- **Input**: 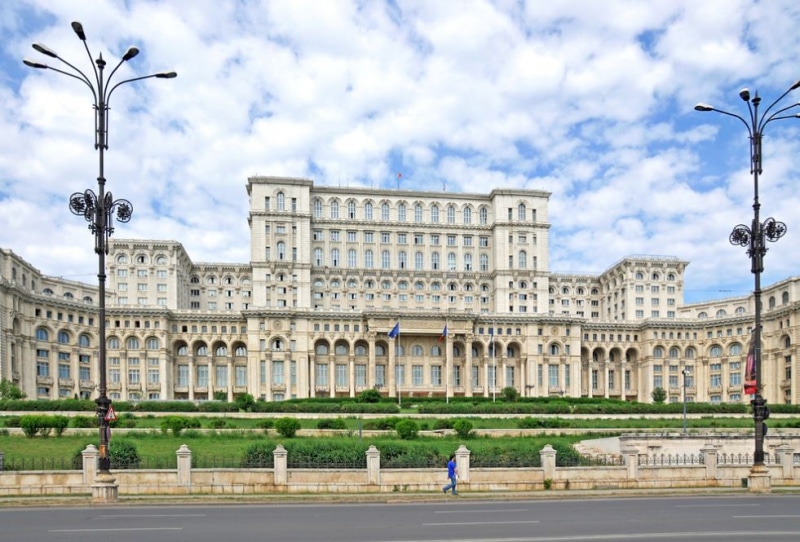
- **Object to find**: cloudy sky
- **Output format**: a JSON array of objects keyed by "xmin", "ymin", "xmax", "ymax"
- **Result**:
[{"xmin": 2, "ymin": 0, "xmax": 799, "ymax": 304}]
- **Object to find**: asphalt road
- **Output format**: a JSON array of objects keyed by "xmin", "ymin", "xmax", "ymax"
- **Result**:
[{"xmin": 3, "ymin": 495, "xmax": 800, "ymax": 542}]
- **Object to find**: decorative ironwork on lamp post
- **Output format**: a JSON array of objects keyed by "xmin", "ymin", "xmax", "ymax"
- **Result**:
[
  {"xmin": 695, "ymin": 80, "xmax": 798, "ymax": 468},
  {"xmin": 24, "ymin": 21, "xmax": 176, "ymax": 475}
]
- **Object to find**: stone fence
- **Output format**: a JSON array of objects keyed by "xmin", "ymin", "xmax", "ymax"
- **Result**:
[{"xmin": 1, "ymin": 443, "xmax": 798, "ymax": 498}]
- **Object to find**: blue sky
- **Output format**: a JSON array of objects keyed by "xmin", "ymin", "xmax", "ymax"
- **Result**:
[{"xmin": 2, "ymin": 0, "xmax": 800, "ymax": 304}]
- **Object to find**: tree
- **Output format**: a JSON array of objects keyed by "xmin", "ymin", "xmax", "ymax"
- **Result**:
[
  {"xmin": 275, "ymin": 417, "xmax": 301, "ymax": 438},
  {"xmin": 501, "ymin": 386, "xmax": 519, "ymax": 402},
  {"xmin": 0, "ymin": 379, "xmax": 25, "ymax": 400},
  {"xmin": 651, "ymin": 387, "xmax": 667, "ymax": 404},
  {"xmin": 235, "ymin": 393, "xmax": 256, "ymax": 412},
  {"xmin": 356, "ymin": 388, "xmax": 382, "ymax": 403}
]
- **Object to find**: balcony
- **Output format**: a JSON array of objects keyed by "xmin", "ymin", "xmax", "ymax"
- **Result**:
[
  {"xmin": 146, "ymin": 382, "xmax": 161, "ymax": 391},
  {"xmin": 36, "ymin": 376, "xmax": 53, "ymax": 386},
  {"xmin": 79, "ymin": 379, "xmax": 95, "ymax": 390},
  {"xmin": 58, "ymin": 378, "xmax": 74, "ymax": 388}
]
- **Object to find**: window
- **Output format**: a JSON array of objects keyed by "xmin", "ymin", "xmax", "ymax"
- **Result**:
[
  {"xmin": 364, "ymin": 202, "xmax": 373, "ymax": 220},
  {"xmin": 431, "ymin": 205, "xmax": 439, "ymax": 223},
  {"xmin": 381, "ymin": 203, "xmax": 390, "ymax": 221},
  {"xmin": 447, "ymin": 205, "xmax": 456, "ymax": 223}
]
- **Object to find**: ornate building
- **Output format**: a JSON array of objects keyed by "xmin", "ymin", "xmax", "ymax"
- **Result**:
[{"xmin": 1, "ymin": 177, "xmax": 798, "ymax": 404}]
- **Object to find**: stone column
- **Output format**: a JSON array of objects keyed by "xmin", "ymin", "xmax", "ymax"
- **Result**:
[
  {"xmin": 540, "ymin": 444, "xmax": 557, "ymax": 482},
  {"xmin": 273, "ymin": 444, "xmax": 288, "ymax": 486},
  {"xmin": 82, "ymin": 444, "xmax": 98, "ymax": 485},
  {"xmin": 176, "ymin": 444, "xmax": 192, "ymax": 486},
  {"xmin": 455, "ymin": 444, "xmax": 471, "ymax": 483},
  {"xmin": 776, "ymin": 444, "xmax": 794, "ymax": 480},
  {"xmin": 622, "ymin": 446, "xmax": 638, "ymax": 481},
  {"xmin": 188, "ymin": 358, "xmax": 195, "ymax": 401},
  {"xmin": 701, "ymin": 446, "xmax": 718, "ymax": 481},
  {"xmin": 464, "ymin": 335, "xmax": 473, "ymax": 397},
  {"xmin": 227, "ymin": 358, "xmax": 234, "ymax": 401},
  {"xmin": 348, "ymin": 355, "xmax": 355, "ymax": 398},
  {"xmin": 328, "ymin": 358, "xmax": 335, "ymax": 398},
  {"xmin": 366, "ymin": 445, "xmax": 380, "ymax": 485}
]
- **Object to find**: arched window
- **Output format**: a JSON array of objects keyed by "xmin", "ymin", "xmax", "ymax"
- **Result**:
[
  {"xmin": 453, "ymin": 346, "xmax": 462, "ymax": 357},
  {"xmin": 277, "ymin": 241, "xmax": 286, "ymax": 260},
  {"xmin": 463, "ymin": 207, "xmax": 472, "ymax": 224},
  {"xmin": 447, "ymin": 253, "xmax": 456, "ymax": 271},
  {"xmin": 479, "ymin": 207, "xmax": 488, "ymax": 225},
  {"xmin": 635, "ymin": 272, "xmax": 644, "ymax": 280},
  {"xmin": 316, "ymin": 344, "xmax": 329, "ymax": 355},
  {"xmin": 698, "ymin": 312, "xmax": 708, "ymax": 319},
  {"xmin": 79, "ymin": 334, "xmax": 91, "ymax": 348},
  {"xmin": 196, "ymin": 345, "xmax": 209, "ymax": 356},
  {"xmin": 381, "ymin": 250, "xmax": 391, "ymax": 269},
  {"xmin": 215, "ymin": 345, "xmax": 228, "ymax": 356},
  {"xmin": 375, "ymin": 344, "xmax": 386, "ymax": 356},
  {"xmin": 414, "ymin": 204, "xmax": 423, "ymax": 222},
  {"xmin": 715, "ymin": 309, "xmax": 727, "ymax": 317},
  {"xmin": 271, "ymin": 339, "xmax": 284, "ymax": 351},
  {"xmin": 36, "ymin": 328, "xmax": 49, "ymax": 341},
  {"xmin": 381, "ymin": 203, "xmax": 390, "ymax": 221},
  {"xmin": 127, "ymin": 337, "xmax": 140, "ymax": 350},
  {"xmin": 431, "ymin": 345, "xmax": 442, "ymax": 356},
  {"xmin": 464, "ymin": 253, "xmax": 473, "ymax": 271},
  {"xmin": 313, "ymin": 199, "xmax": 323, "ymax": 218},
  {"xmin": 58, "ymin": 331, "xmax": 70, "ymax": 344},
  {"xmin": 277, "ymin": 191, "xmax": 285, "ymax": 211},
  {"xmin": 414, "ymin": 281, "xmax": 424, "ymax": 290},
  {"xmin": 667, "ymin": 273, "xmax": 675, "ymax": 281},
  {"xmin": 347, "ymin": 200, "xmax": 356, "ymax": 219},
  {"xmin": 116, "ymin": 254, "xmax": 128, "ymax": 264},
  {"xmin": 235, "ymin": 345, "xmax": 247, "ymax": 356},
  {"xmin": 447, "ymin": 205, "xmax": 456, "ymax": 223},
  {"xmin": 652, "ymin": 272, "xmax": 660, "ymax": 280},
  {"xmin": 518, "ymin": 251, "xmax": 527, "ymax": 269},
  {"xmin": 480, "ymin": 254, "xmax": 489, "ymax": 272},
  {"xmin": 729, "ymin": 344, "xmax": 742, "ymax": 356},
  {"xmin": 177, "ymin": 344, "xmax": 188, "ymax": 356},
  {"xmin": 783, "ymin": 292, "xmax": 790, "ymax": 305},
  {"xmin": 381, "ymin": 280, "xmax": 392, "ymax": 289},
  {"xmin": 735, "ymin": 307, "xmax": 746, "ymax": 315},
  {"xmin": 506, "ymin": 345, "xmax": 516, "ymax": 358},
  {"xmin": 365, "ymin": 249, "xmax": 374, "ymax": 269},
  {"xmin": 769, "ymin": 296, "xmax": 776, "ymax": 309},
  {"xmin": 348, "ymin": 249, "xmax": 357, "ymax": 268},
  {"xmin": 653, "ymin": 346, "xmax": 664, "ymax": 358},
  {"xmin": 432, "ymin": 252, "xmax": 440, "ymax": 270},
  {"xmin": 411, "ymin": 345, "xmax": 424, "ymax": 357},
  {"xmin": 431, "ymin": 205, "xmax": 439, "ymax": 223},
  {"xmin": 549, "ymin": 343, "xmax": 560, "ymax": 356},
  {"xmin": 518, "ymin": 203, "xmax": 526, "ymax": 221},
  {"xmin": 685, "ymin": 347, "xmax": 696, "ymax": 359},
  {"xmin": 108, "ymin": 337, "xmax": 121, "ymax": 349},
  {"xmin": 398, "ymin": 203, "xmax": 406, "ymax": 222},
  {"xmin": 785, "ymin": 336, "xmax": 792, "ymax": 348},
  {"xmin": 364, "ymin": 202, "xmax": 373, "ymax": 220},
  {"xmin": 399, "ymin": 251, "xmax": 407, "ymax": 269},
  {"xmin": 355, "ymin": 344, "xmax": 367, "ymax": 356},
  {"xmin": 710, "ymin": 345, "xmax": 722, "ymax": 357},
  {"xmin": 314, "ymin": 248, "xmax": 323, "ymax": 266},
  {"xmin": 331, "ymin": 248, "xmax": 340, "ymax": 267},
  {"xmin": 415, "ymin": 252, "xmax": 424, "ymax": 270},
  {"xmin": 669, "ymin": 346, "xmax": 680, "ymax": 358}
]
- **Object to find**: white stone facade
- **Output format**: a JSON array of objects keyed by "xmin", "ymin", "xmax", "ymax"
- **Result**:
[{"xmin": 0, "ymin": 177, "xmax": 798, "ymax": 405}]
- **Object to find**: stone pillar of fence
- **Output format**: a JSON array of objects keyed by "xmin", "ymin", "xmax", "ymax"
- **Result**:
[
  {"xmin": 775, "ymin": 444, "xmax": 794, "ymax": 480},
  {"xmin": 273, "ymin": 444, "xmax": 288, "ymax": 486},
  {"xmin": 176, "ymin": 444, "xmax": 192, "ymax": 486},
  {"xmin": 455, "ymin": 444, "xmax": 471, "ymax": 483},
  {"xmin": 622, "ymin": 447, "xmax": 638, "ymax": 481},
  {"xmin": 0, "ymin": 450, "xmax": 4, "ymax": 472},
  {"xmin": 366, "ymin": 445, "xmax": 380, "ymax": 485},
  {"xmin": 81, "ymin": 444, "xmax": 98, "ymax": 485},
  {"xmin": 701, "ymin": 446, "xmax": 718, "ymax": 481},
  {"xmin": 540, "ymin": 444, "xmax": 556, "ymax": 482}
]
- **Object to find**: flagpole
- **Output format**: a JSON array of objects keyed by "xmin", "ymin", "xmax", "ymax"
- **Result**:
[
  {"xmin": 445, "ymin": 321, "xmax": 449, "ymax": 404},
  {"xmin": 492, "ymin": 319, "xmax": 496, "ymax": 402}
]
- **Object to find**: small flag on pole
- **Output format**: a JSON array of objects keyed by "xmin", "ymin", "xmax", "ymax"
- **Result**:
[
  {"xmin": 744, "ymin": 336, "xmax": 757, "ymax": 395},
  {"xmin": 438, "ymin": 325, "xmax": 448, "ymax": 342},
  {"xmin": 388, "ymin": 323, "xmax": 400, "ymax": 339}
]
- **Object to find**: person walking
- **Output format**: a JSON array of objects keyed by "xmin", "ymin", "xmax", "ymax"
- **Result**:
[{"xmin": 442, "ymin": 454, "xmax": 458, "ymax": 495}]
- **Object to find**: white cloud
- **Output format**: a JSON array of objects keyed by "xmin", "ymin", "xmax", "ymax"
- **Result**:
[{"xmin": 2, "ymin": 0, "xmax": 800, "ymax": 303}]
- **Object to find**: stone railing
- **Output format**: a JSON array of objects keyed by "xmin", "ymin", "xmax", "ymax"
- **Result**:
[{"xmin": 0, "ymin": 443, "xmax": 798, "ymax": 497}]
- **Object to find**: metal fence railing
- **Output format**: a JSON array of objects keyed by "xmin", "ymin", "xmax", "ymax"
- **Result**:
[{"xmin": 638, "ymin": 453, "xmax": 704, "ymax": 466}]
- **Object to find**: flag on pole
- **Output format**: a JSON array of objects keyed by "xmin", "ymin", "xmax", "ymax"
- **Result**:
[
  {"xmin": 388, "ymin": 322, "xmax": 400, "ymax": 339},
  {"xmin": 744, "ymin": 335, "xmax": 757, "ymax": 395},
  {"xmin": 438, "ymin": 325, "xmax": 448, "ymax": 342}
]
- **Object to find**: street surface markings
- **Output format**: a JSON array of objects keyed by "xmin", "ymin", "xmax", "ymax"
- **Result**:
[
  {"xmin": 50, "ymin": 528, "xmax": 183, "ymax": 533},
  {"xmin": 96, "ymin": 513, "xmax": 206, "ymax": 518},
  {"xmin": 435, "ymin": 509, "xmax": 530, "ymax": 514},
  {"xmin": 675, "ymin": 504, "xmax": 761, "ymax": 508},
  {"xmin": 423, "ymin": 520, "xmax": 540, "ymax": 527},
  {"xmin": 376, "ymin": 531, "xmax": 800, "ymax": 541},
  {"xmin": 732, "ymin": 514, "xmax": 800, "ymax": 518}
]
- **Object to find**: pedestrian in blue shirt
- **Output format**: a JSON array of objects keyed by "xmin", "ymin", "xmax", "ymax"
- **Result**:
[{"xmin": 442, "ymin": 454, "xmax": 458, "ymax": 495}]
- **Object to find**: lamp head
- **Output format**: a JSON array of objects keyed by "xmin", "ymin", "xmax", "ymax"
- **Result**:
[
  {"xmin": 155, "ymin": 71, "xmax": 177, "ymax": 79},
  {"xmin": 790, "ymin": 79, "xmax": 800, "ymax": 91},
  {"xmin": 694, "ymin": 103, "xmax": 713, "ymax": 112},
  {"xmin": 23, "ymin": 58, "xmax": 49, "ymax": 70},
  {"xmin": 32, "ymin": 43, "xmax": 57, "ymax": 58},
  {"xmin": 122, "ymin": 47, "xmax": 139, "ymax": 61},
  {"xmin": 739, "ymin": 88, "xmax": 751, "ymax": 102},
  {"xmin": 71, "ymin": 21, "xmax": 86, "ymax": 40}
]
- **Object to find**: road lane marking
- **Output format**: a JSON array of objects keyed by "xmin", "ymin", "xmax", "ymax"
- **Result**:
[
  {"xmin": 424, "ymin": 520, "xmax": 540, "ymax": 527},
  {"xmin": 50, "ymin": 528, "xmax": 183, "ymax": 533},
  {"xmin": 675, "ymin": 504, "xmax": 761, "ymax": 508},
  {"xmin": 733, "ymin": 515, "xmax": 800, "ymax": 518},
  {"xmin": 435, "ymin": 509, "xmax": 530, "ymax": 514},
  {"xmin": 97, "ymin": 514, "xmax": 206, "ymax": 518}
]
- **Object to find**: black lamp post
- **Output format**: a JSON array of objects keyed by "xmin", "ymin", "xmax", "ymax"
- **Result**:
[
  {"xmin": 695, "ymin": 81, "xmax": 798, "ymax": 470},
  {"xmin": 24, "ymin": 22, "xmax": 176, "ymax": 476}
]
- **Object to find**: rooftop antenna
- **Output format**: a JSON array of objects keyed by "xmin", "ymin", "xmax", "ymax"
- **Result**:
[{"xmin": 396, "ymin": 172, "xmax": 402, "ymax": 190}]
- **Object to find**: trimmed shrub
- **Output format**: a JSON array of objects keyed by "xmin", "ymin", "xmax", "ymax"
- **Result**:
[
  {"xmin": 20, "ymin": 415, "xmax": 46, "ymax": 438},
  {"xmin": 317, "ymin": 418, "xmax": 347, "ymax": 430},
  {"xmin": 235, "ymin": 393, "xmax": 256, "ymax": 412},
  {"xmin": 255, "ymin": 419, "xmax": 274, "ymax": 430},
  {"xmin": 453, "ymin": 419, "xmax": 474, "ymax": 439},
  {"xmin": 356, "ymin": 388, "xmax": 382, "ymax": 403},
  {"xmin": 71, "ymin": 415, "xmax": 96, "ymax": 428},
  {"xmin": 160, "ymin": 416, "xmax": 201, "ymax": 437},
  {"xmin": 395, "ymin": 419, "xmax": 419, "ymax": 440},
  {"xmin": 274, "ymin": 417, "xmax": 301, "ymax": 438}
]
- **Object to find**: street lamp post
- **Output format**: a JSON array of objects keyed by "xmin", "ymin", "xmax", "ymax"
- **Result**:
[
  {"xmin": 24, "ymin": 22, "xmax": 175, "ymax": 482},
  {"xmin": 681, "ymin": 369, "xmax": 688, "ymax": 434},
  {"xmin": 695, "ymin": 80, "xmax": 797, "ymax": 486}
]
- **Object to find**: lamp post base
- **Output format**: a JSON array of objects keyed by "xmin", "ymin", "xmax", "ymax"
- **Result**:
[
  {"xmin": 747, "ymin": 463, "xmax": 771, "ymax": 493},
  {"xmin": 91, "ymin": 472, "xmax": 119, "ymax": 503}
]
